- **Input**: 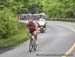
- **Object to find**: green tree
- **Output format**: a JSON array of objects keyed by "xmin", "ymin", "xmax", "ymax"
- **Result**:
[{"xmin": 0, "ymin": 9, "xmax": 19, "ymax": 38}]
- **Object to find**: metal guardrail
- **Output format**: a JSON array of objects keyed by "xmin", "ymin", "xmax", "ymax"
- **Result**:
[{"xmin": 47, "ymin": 18, "xmax": 75, "ymax": 22}]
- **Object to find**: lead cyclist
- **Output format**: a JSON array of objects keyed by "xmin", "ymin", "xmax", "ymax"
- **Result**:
[{"xmin": 27, "ymin": 20, "xmax": 38, "ymax": 47}]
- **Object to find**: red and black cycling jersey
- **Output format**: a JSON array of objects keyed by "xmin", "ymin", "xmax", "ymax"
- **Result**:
[{"xmin": 27, "ymin": 22, "xmax": 36, "ymax": 30}]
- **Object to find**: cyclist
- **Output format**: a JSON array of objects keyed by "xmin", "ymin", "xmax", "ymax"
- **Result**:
[{"xmin": 27, "ymin": 20, "xmax": 37, "ymax": 46}]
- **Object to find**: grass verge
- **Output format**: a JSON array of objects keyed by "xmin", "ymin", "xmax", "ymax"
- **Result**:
[{"xmin": 0, "ymin": 22, "xmax": 29, "ymax": 47}]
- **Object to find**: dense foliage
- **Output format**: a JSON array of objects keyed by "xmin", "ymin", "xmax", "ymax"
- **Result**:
[
  {"xmin": 16, "ymin": 0, "xmax": 74, "ymax": 18},
  {"xmin": 0, "ymin": 9, "xmax": 18, "ymax": 38},
  {"xmin": 0, "ymin": 0, "xmax": 74, "ymax": 17},
  {"xmin": 0, "ymin": 0, "xmax": 19, "ymax": 38}
]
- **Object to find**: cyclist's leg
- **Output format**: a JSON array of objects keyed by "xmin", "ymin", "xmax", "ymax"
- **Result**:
[
  {"xmin": 33, "ymin": 30, "xmax": 38, "ymax": 47},
  {"xmin": 34, "ymin": 30, "xmax": 37, "ymax": 41},
  {"xmin": 29, "ymin": 30, "xmax": 33, "ymax": 46},
  {"xmin": 30, "ymin": 29, "xmax": 37, "ymax": 44},
  {"xmin": 33, "ymin": 30, "xmax": 37, "ymax": 50}
]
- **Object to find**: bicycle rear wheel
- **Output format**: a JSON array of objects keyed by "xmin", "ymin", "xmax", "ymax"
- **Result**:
[
  {"xmin": 33, "ymin": 39, "xmax": 37, "ymax": 51},
  {"xmin": 29, "ymin": 41, "xmax": 33, "ymax": 52}
]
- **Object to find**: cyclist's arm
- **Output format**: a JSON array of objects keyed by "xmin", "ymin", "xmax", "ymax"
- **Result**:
[{"xmin": 26, "ymin": 23, "xmax": 29, "ymax": 32}]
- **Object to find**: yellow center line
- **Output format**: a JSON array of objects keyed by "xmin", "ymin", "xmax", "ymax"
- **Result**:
[
  {"xmin": 62, "ymin": 42, "xmax": 75, "ymax": 57},
  {"xmin": 58, "ymin": 24, "xmax": 75, "ymax": 57}
]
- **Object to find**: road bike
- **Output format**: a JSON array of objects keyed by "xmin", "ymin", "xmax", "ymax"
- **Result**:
[{"xmin": 29, "ymin": 34, "xmax": 37, "ymax": 52}]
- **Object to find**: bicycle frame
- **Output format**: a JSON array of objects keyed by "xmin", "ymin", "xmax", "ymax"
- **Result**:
[{"xmin": 29, "ymin": 34, "xmax": 37, "ymax": 52}]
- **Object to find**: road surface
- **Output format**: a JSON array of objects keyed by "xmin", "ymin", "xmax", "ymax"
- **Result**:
[{"xmin": 0, "ymin": 21, "xmax": 75, "ymax": 57}]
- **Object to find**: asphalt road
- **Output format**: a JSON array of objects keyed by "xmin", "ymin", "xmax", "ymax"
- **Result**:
[{"xmin": 0, "ymin": 21, "xmax": 75, "ymax": 57}]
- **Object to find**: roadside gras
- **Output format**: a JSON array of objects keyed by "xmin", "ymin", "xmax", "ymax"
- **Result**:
[{"xmin": 0, "ymin": 23, "xmax": 29, "ymax": 47}]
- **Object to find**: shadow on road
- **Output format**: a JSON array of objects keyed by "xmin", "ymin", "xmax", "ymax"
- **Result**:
[{"xmin": 0, "ymin": 46, "xmax": 16, "ymax": 54}]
